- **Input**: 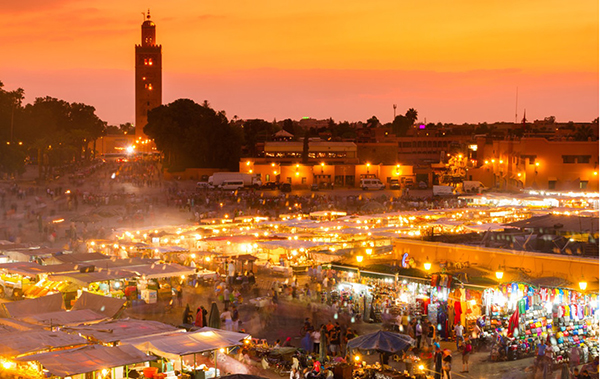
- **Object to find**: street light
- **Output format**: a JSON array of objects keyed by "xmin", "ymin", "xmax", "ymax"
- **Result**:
[{"xmin": 423, "ymin": 257, "xmax": 432, "ymax": 271}]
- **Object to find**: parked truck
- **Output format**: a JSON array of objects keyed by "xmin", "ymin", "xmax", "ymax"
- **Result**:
[
  {"xmin": 208, "ymin": 172, "xmax": 262, "ymax": 188},
  {"xmin": 432, "ymin": 185, "xmax": 455, "ymax": 196}
]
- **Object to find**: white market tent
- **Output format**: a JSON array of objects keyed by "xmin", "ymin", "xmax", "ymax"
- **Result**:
[
  {"xmin": 125, "ymin": 263, "xmax": 196, "ymax": 279},
  {"xmin": 16, "ymin": 344, "xmax": 155, "ymax": 377},
  {"xmin": 0, "ymin": 330, "xmax": 88, "ymax": 358},
  {"xmin": 123, "ymin": 329, "xmax": 250, "ymax": 361},
  {"xmin": 63, "ymin": 319, "xmax": 182, "ymax": 344}
]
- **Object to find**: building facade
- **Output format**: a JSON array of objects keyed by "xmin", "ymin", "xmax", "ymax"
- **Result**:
[{"xmin": 470, "ymin": 137, "xmax": 599, "ymax": 191}]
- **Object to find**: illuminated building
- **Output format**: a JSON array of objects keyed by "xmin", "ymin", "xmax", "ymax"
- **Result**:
[{"xmin": 135, "ymin": 10, "xmax": 162, "ymax": 138}]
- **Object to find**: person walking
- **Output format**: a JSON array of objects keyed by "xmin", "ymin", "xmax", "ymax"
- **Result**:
[
  {"xmin": 415, "ymin": 320, "xmax": 423, "ymax": 350},
  {"xmin": 454, "ymin": 323, "xmax": 464, "ymax": 351},
  {"xmin": 311, "ymin": 327, "xmax": 321, "ymax": 354},
  {"xmin": 442, "ymin": 350, "xmax": 452, "ymax": 379},
  {"xmin": 433, "ymin": 346, "xmax": 443, "ymax": 379},
  {"xmin": 460, "ymin": 338, "xmax": 472, "ymax": 373}
]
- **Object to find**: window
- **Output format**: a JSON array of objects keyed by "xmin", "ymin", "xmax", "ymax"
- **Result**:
[
  {"xmin": 562, "ymin": 155, "xmax": 576, "ymax": 164},
  {"xmin": 548, "ymin": 180, "xmax": 556, "ymax": 189},
  {"xmin": 301, "ymin": 177, "xmax": 307, "ymax": 184},
  {"xmin": 286, "ymin": 177, "xmax": 291, "ymax": 183},
  {"xmin": 578, "ymin": 155, "xmax": 591, "ymax": 164},
  {"xmin": 580, "ymin": 181, "xmax": 588, "ymax": 189}
]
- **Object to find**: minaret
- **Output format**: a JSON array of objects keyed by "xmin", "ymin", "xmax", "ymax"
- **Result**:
[{"xmin": 135, "ymin": 10, "xmax": 162, "ymax": 138}]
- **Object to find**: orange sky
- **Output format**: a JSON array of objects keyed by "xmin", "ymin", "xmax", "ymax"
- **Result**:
[{"xmin": 1, "ymin": 0, "xmax": 597, "ymax": 125}]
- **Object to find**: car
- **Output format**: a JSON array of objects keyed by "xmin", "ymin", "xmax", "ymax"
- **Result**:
[
  {"xmin": 280, "ymin": 183, "xmax": 292, "ymax": 192},
  {"xmin": 418, "ymin": 181, "xmax": 428, "ymax": 189},
  {"xmin": 261, "ymin": 182, "xmax": 280, "ymax": 190},
  {"xmin": 310, "ymin": 183, "xmax": 319, "ymax": 191},
  {"xmin": 196, "ymin": 182, "xmax": 212, "ymax": 190},
  {"xmin": 390, "ymin": 179, "xmax": 400, "ymax": 190}
]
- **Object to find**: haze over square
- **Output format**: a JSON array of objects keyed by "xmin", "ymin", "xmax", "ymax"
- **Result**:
[{"xmin": 0, "ymin": 0, "xmax": 597, "ymax": 125}]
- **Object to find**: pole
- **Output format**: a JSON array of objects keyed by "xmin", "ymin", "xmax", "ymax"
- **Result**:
[{"xmin": 214, "ymin": 350, "xmax": 218, "ymax": 377}]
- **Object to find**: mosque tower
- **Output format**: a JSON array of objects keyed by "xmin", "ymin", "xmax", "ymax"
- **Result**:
[{"xmin": 135, "ymin": 10, "xmax": 162, "ymax": 138}]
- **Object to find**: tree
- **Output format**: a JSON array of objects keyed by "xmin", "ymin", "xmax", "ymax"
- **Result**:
[
  {"xmin": 282, "ymin": 119, "xmax": 295, "ymax": 135},
  {"xmin": 405, "ymin": 108, "xmax": 418, "ymax": 125},
  {"xmin": 144, "ymin": 99, "xmax": 242, "ymax": 170},
  {"xmin": 301, "ymin": 128, "xmax": 314, "ymax": 164},
  {"xmin": 572, "ymin": 124, "xmax": 596, "ymax": 141},
  {"xmin": 391, "ymin": 115, "xmax": 411, "ymax": 136},
  {"xmin": 366, "ymin": 116, "xmax": 380, "ymax": 128}
]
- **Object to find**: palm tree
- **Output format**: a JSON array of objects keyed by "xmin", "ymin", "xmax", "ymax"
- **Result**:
[{"xmin": 572, "ymin": 124, "xmax": 595, "ymax": 141}]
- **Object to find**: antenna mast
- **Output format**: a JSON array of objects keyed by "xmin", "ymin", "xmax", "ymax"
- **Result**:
[{"xmin": 393, "ymin": 104, "xmax": 397, "ymax": 120}]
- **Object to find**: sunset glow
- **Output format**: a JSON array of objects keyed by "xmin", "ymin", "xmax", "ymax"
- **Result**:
[{"xmin": 1, "ymin": 0, "xmax": 597, "ymax": 124}]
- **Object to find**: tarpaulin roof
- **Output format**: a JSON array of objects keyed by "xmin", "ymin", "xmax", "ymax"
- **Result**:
[
  {"xmin": 48, "ymin": 252, "xmax": 110, "ymax": 264},
  {"xmin": 19, "ymin": 309, "xmax": 108, "ymax": 327},
  {"xmin": 1, "ymin": 292, "xmax": 64, "ymax": 319},
  {"xmin": 0, "ymin": 330, "xmax": 88, "ymax": 358},
  {"xmin": 48, "ymin": 269, "xmax": 134, "ymax": 286},
  {"xmin": 63, "ymin": 319, "xmax": 181, "ymax": 344},
  {"xmin": 0, "ymin": 262, "xmax": 77, "ymax": 276},
  {"xmin": 124, "ymin": 329, "xmax": 247, "ymax": 360},
  {"xmin": 71, "ymin": 291, "xmax": 126, "ymax": 318},
  {"xmin": 125, "ymin": 263, "xmax": 195, "ymax": 279},
  {"xmin": 347, "ymin": 331, "xmax": 414, "ymax": 354},
  {"xmin": 193, "ymin": 327, "xmax": 250, "ymax": 345},
  {"xmin": 16, "ymin": 344, "xmax": 155, "ymax": 377}
]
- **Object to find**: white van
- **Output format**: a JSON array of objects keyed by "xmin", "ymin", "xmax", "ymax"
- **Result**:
[
  {"xmin": 220, "ymin": 180, "xmax": 244, "ymax": 190},
  {"xmin": 360, "ymin": 178, "xmax": 385, "ymax": 190}
]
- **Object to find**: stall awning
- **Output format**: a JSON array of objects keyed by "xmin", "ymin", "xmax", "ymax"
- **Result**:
[
  {"xmin": 125, "ymin": 263, "xmax": 195, "ymax": 279},
  {"xmin": 0, "ymin": 330, "xmax": 88, "ymax": 358},
  {"xmin": 19, "ymin": 309, "xmax": 109, "ymax": 327},
  {"xmin": 1, "ymin": 292, "xmax": 64, "ymax": 319},
  {"xmin": 0, "ymin": 262, "xmax": 77, "ymax": 276},
  {"xmin": 47, "ymin": 269, "xmax": 134, "ymax": 286},
  {"xmin": 62, "ymin": 319, "xmax": 182, "ymax": 344},
  {"xmin": 16, "ymin": 344, "xmax": 155, "ymax": 377},
  {"xmin": 124, "ymin": 329, "xmax": 248, "ymax": 361},
  {"xmin": 71, "ymin": 291, "xmax": 126, "ymax": 318}
]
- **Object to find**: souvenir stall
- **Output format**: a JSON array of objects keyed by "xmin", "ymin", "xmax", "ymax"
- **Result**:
[
  {"xmin": 330, "ymin": 267, "xmax": 431, "ymax": 327},
  {"xmin": 482, "ymin": 282, "xmax": 599, "ymax": 365}
]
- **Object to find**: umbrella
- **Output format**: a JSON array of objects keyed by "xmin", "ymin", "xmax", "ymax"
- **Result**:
[
  {"xmin": 347, "ymin": 330, "xmax": 414, "ymax": 354},
  {"xmin": 208, "ymin": 302, "xmax": 221, "ymax": 329}
]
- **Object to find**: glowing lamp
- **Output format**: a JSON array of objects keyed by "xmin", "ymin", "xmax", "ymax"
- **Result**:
[
  {"xmin": 579, "ymin": 281, "xmax": 588, "ymax": 291},
  {"xmin": 517, "ymin": 173, "xmax": 522, "ymax": 177},
  {"xmin": 535, "ymin": 162, "xmax": 540, "ymax": 167},
  {"xmin": 205, "ymin": 257, "xmax": 211, "ymax": 262},
  {"xmin": 246, "ymin": 161, "xmax": 251, "ymax": 166},
  {"xmin": 423, "ymin": 261, "xmax": 432, "ymax": 271},
  {"xmin": 594, "ymin": 172, "xmax": 598, "ymax": 176},
  {"xmin": 356, "ymin": 255, "xmax": 364, "ymax": 263},
  {"xmin": 366, "ymin": 248, "xmax": 373, "ymax": 255},
  {"xmin": 495, "ymin": 271, "xmax": 504, "ymax": 280},
  {"xmin": 354, "ymin": 355, "xmax": 361, "ymax": 362},
  {"xmin": 219, "ymin": 348, "xmax": 225, "ymax": 353},
  {"xmin": 418, "ymin": 365, "xmax": 424, "ymax": 371}
]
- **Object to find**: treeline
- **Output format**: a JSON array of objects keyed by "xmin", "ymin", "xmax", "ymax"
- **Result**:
[{"xmin": 0, "ymin": 81, "xmax": 105, "ymax": 177}]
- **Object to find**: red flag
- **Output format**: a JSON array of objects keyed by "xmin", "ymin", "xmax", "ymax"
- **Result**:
[{"xmin": 507, "ymin": 308, "xmax": 519, "ymax": 337}]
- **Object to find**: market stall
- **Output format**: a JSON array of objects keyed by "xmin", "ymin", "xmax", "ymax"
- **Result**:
[{"xmin": 482, "ymin": 282, "xmax": 599, "ymax": 365}]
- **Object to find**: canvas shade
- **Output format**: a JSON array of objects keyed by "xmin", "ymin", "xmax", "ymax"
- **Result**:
[
  {"xmin": 1, "ymin": 293, "xmax": 64, "ymax": 319},
  {"xmin": 347, "ymin": 331, "xmax": 414, "ymax": 354},
  {"xmin": 0, "ymin": 330, "xmax": 88, "ymax": 358},
  {"xmin": 125, "ymin": 329, "xmax": 245, "ymax": 361},
  {"xmin": 63, "ymin": 319, "xmax": 181, "ymax": 344},
  {"xmin": 193, "ymin": 327, "xmax": 250, "ymax": 345},
  {"xmin": 125, "ymin": 263, "xmax": 195, "ymax": 279},
  {"xmin": 16, "ymin": 344, "xmax": 155, "ymax": 377},
  {"xmin": 71, "ymin": 291, "xmax": 126, "ymax": 318}
]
